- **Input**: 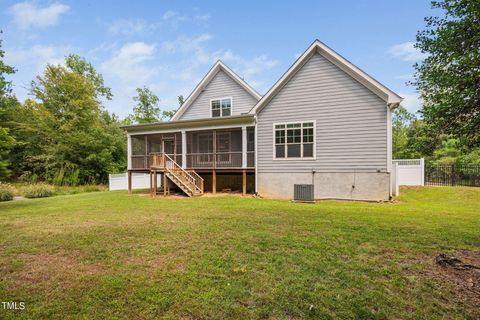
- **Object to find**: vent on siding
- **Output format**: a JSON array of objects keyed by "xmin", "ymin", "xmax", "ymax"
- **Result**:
[{"xmin": 294, "ymin": 184, "xmax": 314, "ymax": 202}]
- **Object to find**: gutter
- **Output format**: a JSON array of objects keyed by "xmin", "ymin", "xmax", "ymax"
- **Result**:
[{"xmin": 121, "ymin": 114, "xmax": 255, "ymax": 133}]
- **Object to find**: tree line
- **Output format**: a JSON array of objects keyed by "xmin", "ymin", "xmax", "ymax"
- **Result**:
[
  {"xmin": 393, "ymin": 0, "xmax": 479, "ymax": 165},
  {"xmin": 0, "ymin": 39, "xmax": 180, "ymax": 185},
  {"xmin": 0, "ymin": 0, "xmax": 479, "ymax": 185}
]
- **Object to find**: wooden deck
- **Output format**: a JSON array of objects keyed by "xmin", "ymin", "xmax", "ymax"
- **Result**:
[{"xmin": 128, "ymin": 153, "xmax": 253, "ymax": 196}]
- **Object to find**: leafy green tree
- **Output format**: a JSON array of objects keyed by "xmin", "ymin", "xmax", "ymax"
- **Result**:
[
  {"xmin": 392, "ymin": 106, "xmax": 416, "ymax": 159},
  {"xmin": 404, "ymin": 119, "xmax": 443, "ymax": 159},
  {"xmin": 130, "ymin": 86, "xmax": 161, "ymax": 124},
  {"xmin": 413, "ymin": 0, "xmax": 480, "ymax": 147},
  {"xmin": 8, "ymin": 55, "xmax": 126, "ymax": 184},
  {"xmin": 126, "ymin": 87, "xmax": 180, "ymax": 123},
  {"xmin": 432, "ymin": 138, "xmax": 462, "ymax": 164},
  {"xmin": 65, "ymin": 54, "xmax": 113, "ymax": 100},
  {"xmin": 178, "ymin": 95, "xmax": 185, "ymax": 106},
  {"xmin": 0, "ymin": 31, "xmax": 17, "ymax": 179}
]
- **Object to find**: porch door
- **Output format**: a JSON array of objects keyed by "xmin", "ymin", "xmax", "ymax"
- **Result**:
[{"xmin": 162, "ymin": 138, "xmax": 176, "ymax": 159}]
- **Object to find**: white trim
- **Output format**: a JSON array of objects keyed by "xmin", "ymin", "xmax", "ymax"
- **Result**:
[
  {"xmin": 272, "ymin": 120, "xmax": 316, "ymax": 160},
  {"xmin": 172, "ymin": 61, "xmax": 261, "ymax": 121},
  {"xmin": 128, "ymin": 122, "xmax": 255, "ymax": 136},
  {"xmin": 242, "ymin": 126, "xmax": 247, "ymax": 168},
  {"xmin": 210, "ymin": 97, "xmax": 233, "ymax": 118},
  {"xmin": 254, "ymin": 119, "xmax": 258, "ymax": 193},
  {"xmin": 250, "ymin": 40, "xmax": 403, "ymax": 115},
  {"xmin": 387, "ymin": 107, "xmax": 392, "ymax": 173},
  {"xmin": 181, "ymin": 130, "xmax": 187, "ymax": 169},
  {"xmin": 127, "ymin": 134, "xmax": 132, "ymax": 170}
]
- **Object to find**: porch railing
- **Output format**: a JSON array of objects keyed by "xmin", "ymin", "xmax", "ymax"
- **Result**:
[
  {"xmin": 186, "ymin": 152, "xmax": 254, "ymax": 169},
  {"xmin": 133, "ymin": 151, "xmax": 255, "ymax": 170}
]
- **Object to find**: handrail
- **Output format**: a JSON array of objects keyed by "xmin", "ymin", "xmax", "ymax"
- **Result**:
[
  {"xmin": 163, "ymin": 153, "xmax": 204, "ymax": 194},
  {"xmin": 187, "ymin": 170, "xmax": 204, "ymax": 193}
]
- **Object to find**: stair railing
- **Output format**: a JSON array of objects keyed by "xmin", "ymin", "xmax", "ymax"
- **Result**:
[{"xmin": 163, "ymin": 153, "xmax": 204, "ymax": 194}]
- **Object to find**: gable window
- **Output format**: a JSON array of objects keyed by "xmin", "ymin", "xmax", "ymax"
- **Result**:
[
  {"xmin": 211, "ymin": 98, "xmax": 232, "ymax": 117},
  {"xmin": 274, "ymin": 122, "xmax": 315, "ymax": 159}
]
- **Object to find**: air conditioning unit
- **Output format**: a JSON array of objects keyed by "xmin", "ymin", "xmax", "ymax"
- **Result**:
[{"xmin": 293, "ymin": 184, "xmax": 314, "ymax": 202}]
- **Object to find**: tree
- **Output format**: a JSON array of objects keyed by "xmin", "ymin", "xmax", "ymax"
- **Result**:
[
  {"xmin": 126, "ymin": 87, "xmax": 181, "ymax": 123},
  {"xmin": 404, "ymin": 119, "xmax": 442, "ymax": 159},
  {"xmin": 413, "ymin": 0, "xmax": 480, "ymax": 147},
  {"xmin": 392, "ymin": 106, "xmax": 416, "ymax": 159},
  {"xmin": 0, "ymin": 31, "xmax": 17, "ymax": 179},
  {"xmin": 130, "ymin": 87, "xmax": 162, "ymax": 124},
  {"xmin": 8, "ymin": 55, "xmax": 126, "ymax": 184},
  {"xmin": 65, "ymin": 54, "xmax": 113, "ymax": 100},
  {"xmin": 178, "ymin": 95, "xmax": 185, "ymax": 107}
]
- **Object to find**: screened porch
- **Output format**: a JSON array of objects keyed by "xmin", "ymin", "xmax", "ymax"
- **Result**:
[{"xmin": 129, "ymin": 127, "xmax": 255, "ymax": 170}]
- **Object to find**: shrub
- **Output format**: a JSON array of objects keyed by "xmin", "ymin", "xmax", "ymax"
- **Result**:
[
  {"xmin": 82, "ymin": 185, "xmax": 105, "ymax": 192},
  {"xmin": 0, "ymin": 183, "xmax": 15, "ymax": 202},
  {"xmin": 23, "ymin": 183, "xmax": 55, "ymax": 199}
]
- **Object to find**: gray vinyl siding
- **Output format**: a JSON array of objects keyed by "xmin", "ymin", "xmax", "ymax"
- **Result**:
[
  {"xmin": 257, "ymin": 53, "xmax": 388, "ymax": 173},
  {"xmin": 179, "ymin": 70, "xmax": 258, "ymax": 120}
]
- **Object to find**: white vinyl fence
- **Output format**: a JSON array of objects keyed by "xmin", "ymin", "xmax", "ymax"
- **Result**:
[
  {"xmin": 109, "ymin": 173, "xmax": 162, "ymax": 191},
  {"xmin": 392, "ymin": 158, "xmax": 425, "ymax": 186}
]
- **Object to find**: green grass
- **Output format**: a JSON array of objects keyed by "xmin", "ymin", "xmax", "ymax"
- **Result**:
[{"xmin": 0, "ymin": 187, "xmax": 479, "ymax": 319}]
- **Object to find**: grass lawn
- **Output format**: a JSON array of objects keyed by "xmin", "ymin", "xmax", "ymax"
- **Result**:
[{"xmin": 0, "ymin": 187, "xmax": 479, "ymax": 319}]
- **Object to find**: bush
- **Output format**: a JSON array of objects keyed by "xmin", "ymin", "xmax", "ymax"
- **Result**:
[
  {"xmin": 23, "ymin": 183, "xmax": 55, "ymax": 199},
  {"xmin": 0, "ymin": 183, "xmax": 15, "ymax": 201},
  {"xmin": 82, "ymin": 185, "xmax": 105, "ymax": 192}
]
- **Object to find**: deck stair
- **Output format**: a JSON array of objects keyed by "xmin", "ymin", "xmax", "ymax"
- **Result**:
[{"xmin": 149, "ymin": 153, "xmax": 204, "ymax": 197}]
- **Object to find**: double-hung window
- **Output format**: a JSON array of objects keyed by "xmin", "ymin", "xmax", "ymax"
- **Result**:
[
  {"xmin": 274, "ymin": 122, "xmax": 315, "ymax": 159},
  {"xmin": 211, "ymin": 98, "xmax": 232, "ymax": 117}
]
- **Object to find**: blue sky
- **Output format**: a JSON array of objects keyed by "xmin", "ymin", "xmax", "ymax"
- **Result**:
[{"xmin": 2, "ymin": 0, "xmax": 435, "ymax": 117}]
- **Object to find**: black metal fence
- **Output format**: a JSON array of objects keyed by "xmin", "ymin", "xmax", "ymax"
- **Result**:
[{"xmin": 425, "ymin": 165, "xmax": 480, "ymax": 187}]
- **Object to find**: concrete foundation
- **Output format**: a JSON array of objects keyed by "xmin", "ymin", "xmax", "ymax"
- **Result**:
[{"xmin": 257, "ymin": 172, "xmax": 390, "ymax": 201}]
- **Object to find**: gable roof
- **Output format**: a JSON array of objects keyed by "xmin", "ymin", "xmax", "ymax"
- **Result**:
[
  {"xmin": 171, "ymin": 61, "xmax": 262, "ymax": 121},
  {"xmin": 250, "ymin": 40, "xmax": 403, "ymax": 114}
]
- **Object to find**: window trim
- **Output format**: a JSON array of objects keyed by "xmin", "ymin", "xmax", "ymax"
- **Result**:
[
  {"xmin": 272, "ymin": 120, "xmax": 316, "ymax": 160},
  {"xmin": 210, "ymin": 97, "xmax": 233, "ymax": 118}
]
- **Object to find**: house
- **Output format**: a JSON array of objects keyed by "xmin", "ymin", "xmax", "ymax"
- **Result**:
[{"xmin": 121, "ymin": 40, "xmax": 402, "ymax": 201}]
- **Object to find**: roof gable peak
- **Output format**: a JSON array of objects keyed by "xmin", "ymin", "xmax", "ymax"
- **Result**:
[
  {"xmin": 249, "ymin": 39, "xmax": 402, "ymax": 115},
  {"xmin": 171, "ymin": 61, "xmax": 261, "ymax": 121}
]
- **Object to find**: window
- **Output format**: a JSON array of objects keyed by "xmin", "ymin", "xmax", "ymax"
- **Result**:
[
  {"xmin": 274, "ymin": 122, "xmax": 315, "ymax": 159},
  {"xmin": 211, "ymin": 98, "xmax": 232, "ymax": 117}
]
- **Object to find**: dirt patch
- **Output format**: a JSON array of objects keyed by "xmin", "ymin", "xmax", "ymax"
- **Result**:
[
  {"xmin": 420, "ymin": 250, "xmax": 480, "ymax": 309},
  {"xmin": 8, "ymin": 251, "xmax": 104, "ymax": 288}
]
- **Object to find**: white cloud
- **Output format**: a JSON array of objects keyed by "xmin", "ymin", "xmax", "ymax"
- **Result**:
[
  {"xmin": 161, "ymin": 10, "xmax": 209, "ymax": 27},
  {"xmin": 389, "ymin": 42, "xmax": 427, "ymax": 62},
  {"xmin": 5, "ymin": 44, "xmax": 73, "ymax": 71},
  {"xmin": 161, "ymin": 34, "xmax": 278, "ymax": 86},
  {"xmin": 399, "ymin": 92, "xmax": 423, "ymax": 113},
  {"xmin": 223, "ymin": 52, "xmax": 278, "ymax": 78},
  {"xmin": 161, "ymin": 33, "xmax": 213, "ymax": 55},
  {"xmin": 8, "ymin": 1, "xmax": 69, "ymax": 30},
  {"xmin": 108, "ymin": 19, "xmax": 157, "ymax": 36},
  {"xmin": 101, "ymin": 42, "xmax": 159, "ymax": 83}
]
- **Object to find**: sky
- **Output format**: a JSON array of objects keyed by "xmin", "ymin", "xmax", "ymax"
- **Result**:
[{"xmin": 1, "ymin": 0, "xmax": 436, "ymax": 118}]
